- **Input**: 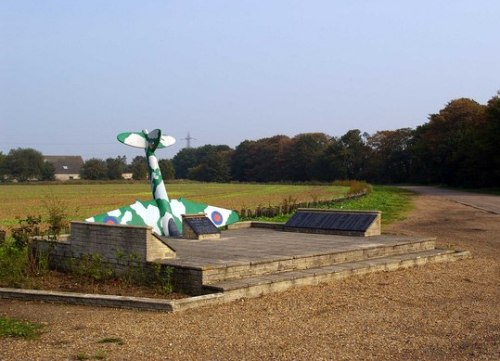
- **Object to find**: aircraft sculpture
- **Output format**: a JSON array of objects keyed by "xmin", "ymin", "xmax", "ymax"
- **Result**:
[{"xmin": 86, "ymin": 129, "xmax": 239, "ymax": 236}]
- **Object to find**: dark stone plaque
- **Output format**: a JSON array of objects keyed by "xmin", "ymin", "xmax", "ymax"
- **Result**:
[
  {"xmin": 184, "ymin": 216, "xmax": 220, "ymax": 235},
  {"xmin": 285, "ymin": 210, "xmax": 378, "ymax": 232}
]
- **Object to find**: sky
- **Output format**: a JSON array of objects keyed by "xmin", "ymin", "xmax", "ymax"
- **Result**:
[{"xmin": 1, "ymin": 1, "xmax": 499, "ymax": 161}]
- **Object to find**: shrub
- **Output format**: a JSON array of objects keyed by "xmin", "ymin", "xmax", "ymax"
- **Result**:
[
  {"xmin": 42, "ymin": 194, "xmax": 75, "ymax": 239},
  {"xmin": 333, "ymin": 180, "xmax": 372, "ymax": 195},
  {"xmin": 10, "ymin": 215, "xmax": 41, "ymax": 249},
  {"xmin": 0, "ymin": 241, "xmax": 28, "ymax": 287},
  {"xmin": 66, "ymin": 253, "xmax": 114, "ymax": 283},
  {"xmin": 150, "ymin": 264, "xmax": 174, "ymax": 294}
]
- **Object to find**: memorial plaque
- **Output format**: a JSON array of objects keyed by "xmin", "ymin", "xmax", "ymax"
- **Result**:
[
  {"xmin": 185, "ymin": 216, "xmax": 220, "ymax": 235},
  {"xmin": 182, "ymin": 214, "xmax": 221, "ymax": 240},
  {"xmin": 284, "ymin": 209, "xmax": 381, "ymax": 236}
]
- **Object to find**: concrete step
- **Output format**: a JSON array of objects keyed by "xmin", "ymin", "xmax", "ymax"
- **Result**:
[
  {"xmin": 201, "ymin": 239, "xmax": 436, "ymax": 284},
  {"xmin": 203, "ymin": 249, "xmax": 470, "ymax": 298}
]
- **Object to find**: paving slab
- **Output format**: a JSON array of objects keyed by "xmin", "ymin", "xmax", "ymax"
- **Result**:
[{"xmin": 160, "ymin": 227, "xmax": 433, "ymax": 271}]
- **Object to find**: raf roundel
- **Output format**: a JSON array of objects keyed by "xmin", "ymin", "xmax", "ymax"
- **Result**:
[
  {"xmin": 104, "ymin": 216, "xmax": 119, "ymax": 225},
  {"xmin": 210, "ymin": 211, "xmax": 223, "ymax": 226}
]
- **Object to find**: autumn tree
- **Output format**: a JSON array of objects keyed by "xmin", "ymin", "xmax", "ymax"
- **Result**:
[
  {"xmin": 366, "ymin": 128, "xmax": 414, "ymax": 183},
  {"xmin": 411, "ymin": 98, "xmax": 486, "ymax": 185}
]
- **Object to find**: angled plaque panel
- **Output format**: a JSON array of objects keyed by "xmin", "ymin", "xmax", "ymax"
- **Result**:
[
  {"xmin": 284, "ymin": 209, "xmax": 381, "ymax": 236},
  {"xmin": 184, "ymin": 216, "xmax": 220, "ymax": 235},
  {"xmin": 182, "ymin": 214, "xmax": 221, "ymax": 240}
]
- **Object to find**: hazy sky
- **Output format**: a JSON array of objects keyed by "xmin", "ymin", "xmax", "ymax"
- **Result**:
[{"xmin": 1, "ymin": 1, "xmax": 499, "ymax": 161}]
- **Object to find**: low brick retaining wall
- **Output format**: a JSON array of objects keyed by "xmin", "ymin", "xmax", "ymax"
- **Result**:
[{"xmin": 32, "ymin": 222, "xmax": 178, "ymax": 290}]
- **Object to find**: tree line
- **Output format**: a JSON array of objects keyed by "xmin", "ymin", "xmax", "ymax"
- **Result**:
[
  {"xmin": 1, "ymin": 93, "xmax": 499, "ymax": 187},
  {"xmin": 0, "ymin": 152, "xmax": 175, "ymax": 182},
  {"xmin": 173, "ymin": 93, "xmax": 499, "ymax": 187},
  {"xmin": 78, "ymin": 156, "xmax": 175, "ymax": 181}
]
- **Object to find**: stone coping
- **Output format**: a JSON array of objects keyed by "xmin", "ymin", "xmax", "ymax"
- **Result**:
[{"xmin": 0, "ymin": 287, "xmax": 225, "ymax": 312}]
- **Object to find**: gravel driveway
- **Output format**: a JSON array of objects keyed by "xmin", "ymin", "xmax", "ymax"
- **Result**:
[
  {"xmin": 402, "ymin": 186, "xmax": 500, "ymax": 214},
  {"xmin": 1, "ymin": 192, "xmax": 499, "ymax": 360}
]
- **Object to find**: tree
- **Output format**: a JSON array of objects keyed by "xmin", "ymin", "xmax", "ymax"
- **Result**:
[
  {"xmin": 284, "ymin": 133, "xmax": 330, "ymax": 181},
  {"xmin": 366, "ymin": 128, "xmax": 414, "ymax": 183},
  {"xmin": 411, "ymin": 98, "xmax": 486, "ymax": 186},
  {"xmin": 106, "ymin": 156, "xmax": 127, "ymax": 180},
  {"xmin": 172, "ymin": 148, "xmax": 198, "ymax": 179},
  {"xmin": 0, "ymin": 152, "xmax": 7, "ymax": 181},
  {"xmin": 482, "ymin": 92, "xmax": 500, "ymax": 186},
  {"xmin": 4, "ymin": 148, "xmax": 47, "ymax": 181},
  {"xmin": 186, "ymin": 145, "xmax": 233, "ymax": 182},
  {"xmin": 159, "ymin": 159, "xmax": 176, "ymax": 181},
  {"xmin": 130, "ymin": 156, "xmax": 148, "ymax": 180},
  {"xmin": 315, "ymin": 137, "xmax": 345, "ymax": 181},
  {"xmin": 231, "ymin": 140, "xmax": 255, "ymax": 181},
  {"xmin": 336, "ymin": 129, "xmax": 371, "ymax": 180},
  {"xmin": 173, "ymin": 145, "xmax": 233, "ymax": 182},
  {"xmin": 231, "ymin": 135, "xmax": 293, "ymax": 182},
  {"xmin": 80, "ymin": 158, "xmax": 108, "ymax": 180},
  {"xmin": 40, "ymin": 161, "xmax": 56, "ymax": 181}
]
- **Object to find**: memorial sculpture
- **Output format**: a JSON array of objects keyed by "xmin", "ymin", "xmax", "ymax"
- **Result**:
[{"xmin": 86, "ymin": 129, "xmax": 239, "ymax": 236}]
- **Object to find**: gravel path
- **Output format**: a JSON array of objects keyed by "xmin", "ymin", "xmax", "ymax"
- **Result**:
[
  {"xmin": 401, "ymin": 186, "xmax": 500, "ymax": 214},
  {"xmin": 1, "ymin": 193, "xmax": 499, "ymax": 360}
]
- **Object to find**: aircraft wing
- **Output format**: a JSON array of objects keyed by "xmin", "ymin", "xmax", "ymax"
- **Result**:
[
  {"xmin": 86, "ymin": 199, "xmax": 164, "ymax": 235},
  {"xmin": 86, "ymin": 198, "xmax": 239, "ymax": 236},
  {"xmin": 169, "ymin": 198, "xmax": 240, "ymax": 228}
]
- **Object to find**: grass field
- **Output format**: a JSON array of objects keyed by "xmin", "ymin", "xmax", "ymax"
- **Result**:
[{"xmin": 0, "ymin": 182, "xmax": 348, "ymax": 230}]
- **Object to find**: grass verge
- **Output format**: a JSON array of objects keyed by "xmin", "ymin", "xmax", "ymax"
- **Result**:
[
  {"xmin": 251, "ymin": 186, "xmax": 415, "ymax": 226},
  {"xmin": 327, "ymin": 185, "xmax": 415, "ymax": 225}
]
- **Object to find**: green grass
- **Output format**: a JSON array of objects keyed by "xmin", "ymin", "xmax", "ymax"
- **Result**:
[
  {"xmin": 0, "ymin": 316, "xmax": 43, "ymax": 339},
  {"xmin": 252, "ymin": 186, "xmax": 415, "ymax": 226},
  {"xmin": 327, "ymin": 186, "xmax": 414, "ymax": 225}
]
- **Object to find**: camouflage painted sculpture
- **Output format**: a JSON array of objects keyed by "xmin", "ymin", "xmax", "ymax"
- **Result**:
[{"xmin": 86, "ymin": 129, "xmax": 239, "ymax": 236}]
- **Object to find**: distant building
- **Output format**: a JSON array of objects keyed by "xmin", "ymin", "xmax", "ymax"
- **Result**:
[
  {"xmin": 121, "ymin": 172, "xmax": 133, "ymax": 180},
  {"xmin": 44, "ymin": 155, "xmax": 84, "ymax": 181}
]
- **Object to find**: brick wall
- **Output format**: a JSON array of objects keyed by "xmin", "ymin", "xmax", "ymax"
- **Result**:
[
  {"xmin": 34, "ymin": 222, "xmax": 175, "ymax": 272},
  {"xmin": 69, "ymin": 222, "xmax": 175, "ymax": 262}
]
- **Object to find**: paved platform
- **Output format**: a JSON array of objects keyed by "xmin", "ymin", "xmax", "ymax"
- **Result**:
[
  {"xmin": 158, "ymin": 226, "xmax": 468, "ymax": 296},
  {"xmin": 162, "ymin": 227, "xmax": 434, "ymax": 269},
  {"xmin": 0, "ymin": 225, "xmax": 470, "ymax": 312}
]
